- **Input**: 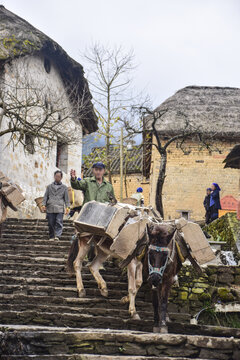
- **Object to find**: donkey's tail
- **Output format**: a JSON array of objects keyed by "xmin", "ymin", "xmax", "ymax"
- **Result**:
[{"xmin": 67, "ymin": 236, "xmax": 79, "ymax": 274}]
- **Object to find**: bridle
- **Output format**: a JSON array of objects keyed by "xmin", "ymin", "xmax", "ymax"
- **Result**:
[{"xmin": 148, "ymin": 231, "xmax": 176, "ymax": 281}]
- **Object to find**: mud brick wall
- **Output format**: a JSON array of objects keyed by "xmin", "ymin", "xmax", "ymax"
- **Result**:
[
  {"xmin": 149, "ymin": 137, "xmax": 240, "ymax": 221},
  {"xmin": 111, "ymin": 174, "xmax": 150, "ymax": 205}
]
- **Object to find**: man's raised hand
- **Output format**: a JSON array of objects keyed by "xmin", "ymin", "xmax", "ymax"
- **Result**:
[{"xmin": 70, "ymin": 169, "xmax": 76, "ymax": 180}]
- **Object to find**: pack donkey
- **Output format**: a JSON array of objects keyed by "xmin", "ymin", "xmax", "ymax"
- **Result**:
[
  {"xmin": 67, "ymin": 234, "xmax": 143, "ymax": 320},
  {"xmin": 144, "ymin": 222, "xmax": 187, "ymax": 333}
]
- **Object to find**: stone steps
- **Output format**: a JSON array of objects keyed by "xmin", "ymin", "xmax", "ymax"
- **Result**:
[
  {"xmin": 1, "ymin": 218, "xmax": 240, "ymax": 359},
  {"xmin": 0, "ymin": 261, "xmax": 126, "ymax": 276},
  {"xmin": 0, "ymin": 293, "xmax": 152, "ymax": 311},
  {"xmin": 0, "ymin": 275, "xmax": 129, "ymax": 288},
  {"xmin": 0, "ymin": 236, "xmax": 72, "ymax": 246},
  {"xmin": 1, "ymin": 326, "xmax": 239, "ymax": 359},
  {"xmin": 1, "ymin": 234, "xmax": 72, "ymax": 243},
  {"xmin": 0, "ymin": 355, "xmax": 163, "ymax": 360},
  {"xmin": 0, "ymin": 283, "xmax": 132, "ymax": 298},
  {"xmin": 0, "ymin": 269, "xmax": 127, "ymax": 282}
]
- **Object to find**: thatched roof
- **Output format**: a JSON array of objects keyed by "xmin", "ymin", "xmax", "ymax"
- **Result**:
[
  {"xmin": 0, "ymin": 5, "xmax": 97, "ymax": 134},
  {"xmin": 223, "ymin": 145, "xmax": 240, "ymax": 169},
  {"xmin": 83, "ymin": 145, "xmax": 143, "ymax": 177},
  {"xmin": 145, "ymin": 86, "xmax": 240, "ymax": 139}
]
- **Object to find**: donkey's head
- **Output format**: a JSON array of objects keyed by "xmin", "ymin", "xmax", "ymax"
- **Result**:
[{"xmin": 146, "ymin": 223, "xmax": 175, "ymax": 287}]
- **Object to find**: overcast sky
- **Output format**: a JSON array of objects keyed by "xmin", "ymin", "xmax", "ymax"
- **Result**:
[{"xmin": 2, "ymin": 0, "xmax": 240, "ymax": 107}]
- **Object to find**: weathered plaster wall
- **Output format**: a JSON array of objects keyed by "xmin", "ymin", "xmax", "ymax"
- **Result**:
[
  {"xmin": 0, "ymin": 54, "xmax": 82, "ymax": 218},
  {"xmin": 149, "ymin": 137, "xmax": 240, "ymax": 221}
]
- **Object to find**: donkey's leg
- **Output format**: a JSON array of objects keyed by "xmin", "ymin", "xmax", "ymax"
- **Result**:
[
  {"xmin": 127, "ymin": 259, "xmax": 140, "ymax": 320},
  {"xmin": 135, "ymin": 259, "xmax": 143, "ymax": 293},
  {"xmin": 152, "ymin": 288, "xmax": 160, "ymax": 332},
  {"xmin": 121, "ymin": 258, "xmax": 142, "ymax": 305},
  {"xmin": 74, "ymin": 238, "xmax": 90, "ymax": 298},
  {"xmin": 89, "ymin": 248, "xmax": 109, "ymax": 297},
  {"xmin": 159, "ymin": 283, "xmax": 170, "ymax": 334}
]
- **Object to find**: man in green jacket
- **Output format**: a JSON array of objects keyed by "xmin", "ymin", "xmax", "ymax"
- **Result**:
[
  {"xmin": 70, "ymin": 162, "xmax": 115, "ymax": 261},
  {"xmin": 70, "ymin": 162, "xmax": 115, "ymax": 204}
]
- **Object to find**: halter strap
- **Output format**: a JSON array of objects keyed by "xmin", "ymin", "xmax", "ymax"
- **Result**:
[
  {"xmin": 148, "ymin": 233, "xmax": 176, "ymax": 281},
  {"xmin": 149, "ymin": 244, "xmax": 169, "ymax": 252}
]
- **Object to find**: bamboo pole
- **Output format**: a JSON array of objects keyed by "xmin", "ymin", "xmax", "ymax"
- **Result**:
[{"xmin": 120, "ymin": 128, "xmax": 123, "ymax": 202}]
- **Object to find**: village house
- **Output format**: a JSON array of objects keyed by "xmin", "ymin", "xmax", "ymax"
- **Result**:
[
  {"xmin": 82, "ymin": 145, "xmax": 150, "ymax": 205},
  {"xmin": 145, "ymin": 86, "xmax": 240, "ymax": 221},
  {"xmin": 0, "ymin": 6, "xmax": 97, "ymax": 218}
]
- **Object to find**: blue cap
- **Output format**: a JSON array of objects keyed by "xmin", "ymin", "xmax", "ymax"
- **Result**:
[
  {"xmin": 137, "ymin": 187, "xmax": 143, "ymax": 193},
  {"xmin": 77, "ymin": 177, "xmax": 82, "ymax": 181},
  {"xmin": 92, "ymin": 162, "xmax": 105, "ymax": 169}
]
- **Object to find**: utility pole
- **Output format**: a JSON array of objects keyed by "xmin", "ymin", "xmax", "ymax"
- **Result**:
[{"xmin": 120, "ymin": 127, "xmax": 123, "ymax": 202}]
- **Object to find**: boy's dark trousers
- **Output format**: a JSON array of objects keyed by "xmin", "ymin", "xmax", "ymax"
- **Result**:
[{"xmin": 47, "ymin": 213, "xmax": 64, "ymax": 239}]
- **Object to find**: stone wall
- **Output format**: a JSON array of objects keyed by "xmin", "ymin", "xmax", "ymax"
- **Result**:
[
  {"xmin": 149, "ymin": 137, "xmax": 240, "ymax": 221},
  {"xmin": 0, "ymin": 54, "xmax": 82, "ymax": 218},
  {"xmin": 150, "ymin": 264, "xmax": 240, "ymax": 324}
]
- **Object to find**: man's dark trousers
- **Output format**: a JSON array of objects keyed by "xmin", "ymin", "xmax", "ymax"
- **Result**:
[{"xmin": 47, "ymin": 213, "xmax": 64, "ymax": 239}]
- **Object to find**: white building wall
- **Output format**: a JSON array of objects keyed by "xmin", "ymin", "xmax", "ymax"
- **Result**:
[{"xmin": 0, "ymin": 53, "xmax": 82, "ymax": 218}]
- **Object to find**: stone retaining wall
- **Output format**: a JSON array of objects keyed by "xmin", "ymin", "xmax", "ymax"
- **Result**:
[{"xmin": 161, "ymin": 265, "xmax": 240, "ymax": 320}]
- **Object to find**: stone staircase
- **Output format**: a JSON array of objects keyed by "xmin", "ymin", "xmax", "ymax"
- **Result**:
[{"xmin": 0, "ymin": 218, "xmax": 240, "ymax": 359}]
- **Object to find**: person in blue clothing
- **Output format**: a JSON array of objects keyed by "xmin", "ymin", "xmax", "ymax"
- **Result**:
[{"xmin": 210, "ymin": 183, "xmax": 221, "ymax": 222}]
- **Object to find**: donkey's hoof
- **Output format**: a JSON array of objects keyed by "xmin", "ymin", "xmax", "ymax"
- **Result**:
[
  {"xmin": 100, "ymin": 288, "xmax": 108, "ymax": 297},
  {"xmin": 78, "ymin": 289, "xmax": 86, "ymax": 298},
  {"xmin": 120, "ymin": 296, "xmax": 129, "ymax": 304},
  {"xmin": 131, "ymin": 312, "xmax": 141, "ymax": 320},
  {"xmin": 160, "ymin": 325, "xmax": 168, "ymax": 334},
  {"xmin": 153, "ymin": 326, "xmax": 160, "ymax": 333}
]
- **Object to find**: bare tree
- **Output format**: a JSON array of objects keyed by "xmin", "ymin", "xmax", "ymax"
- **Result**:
[
  {"xmin": 125, "ymin": 107, "xmax": 219, "ymax": 218},
  {"xmin": 0, "ymin": 63, "xmax": 92, "ymax": 152},
  {"xmin": 83, "ymin": 43, "xmax": 147, "ymax": 183}
]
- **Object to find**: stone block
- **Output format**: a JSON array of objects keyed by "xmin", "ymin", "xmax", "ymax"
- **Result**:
[
  {"xmin": 178, "ymin": 291, "xmax": 188, "ymax": 300},
  {"xmin": 217, "ymin": 287, "xmax": 235, "ymax": 302},
  {"xmin": 192, "ymin": 287, "xmax": 204, "ymax": 294},
  {"xmin": 218, "ymin": 272, "xmax": 234, "ymax": 284}
]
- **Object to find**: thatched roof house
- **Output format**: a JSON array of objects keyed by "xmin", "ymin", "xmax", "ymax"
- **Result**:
[
  {"xmin": 145, "ymin": 86, "xmax": 240, "ymax": 140},
  {"xmin": 0, "ymin": 5, "xmax": 97, "ymax": 134},
  {"xmin": 223, "ymin": 145, "xmax": 240, "ymax": 169}
]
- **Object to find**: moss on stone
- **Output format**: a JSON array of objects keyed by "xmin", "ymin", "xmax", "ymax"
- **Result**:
[
  {"xmin": 204, "ymin": 212, "xmax": 240, "ymax": 251},
  {"xmin": 192, "ymin": 288, "xmax": 204, "ymax": 294},
  {"xmin": 0, "ymin": 35, "xmax": 39, "ymax": 59},
  {"xmin": 178, "ymin": 291, "xmax": 188, "ymax": 300},
  {"xmin": 217, "ymin": 287, "xmax": 235, "ymax": 302},
  {"xmin": 199, "ymin": 292, "xmax": 211, "ymax": 301},
  {"xmin": 188, "ymin": 293, "xmax": 199, "ymax": 301}
]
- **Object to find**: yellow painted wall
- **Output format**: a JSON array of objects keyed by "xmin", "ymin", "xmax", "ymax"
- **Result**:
[
  {"xmin": 111, "ymin": 174, "xmax": 150, "ymax": 205},
  {"xmin": 149, "ymin": 137, "xmax": 240, "ymax": 221}
]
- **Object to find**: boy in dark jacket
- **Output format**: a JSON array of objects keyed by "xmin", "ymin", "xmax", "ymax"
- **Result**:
[{"xmin": 203, "ymin": 188, "xmax": 212, "ymax": 224}]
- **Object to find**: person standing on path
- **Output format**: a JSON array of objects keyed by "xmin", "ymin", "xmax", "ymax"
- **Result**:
[
  {"xmin": 203, "ymin": 188, "xmax": 212, "ymax": 224},
  {"xmin": 210, "ymin": 182, "xmax": 221, "ymax": 222},
  {"xmin": 42, "ymin": 170, "xmax": 70, "ymax": 240},
  {"xmin": 131, "ymin": 187, "xmax": 144, "ymax": 206}
]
